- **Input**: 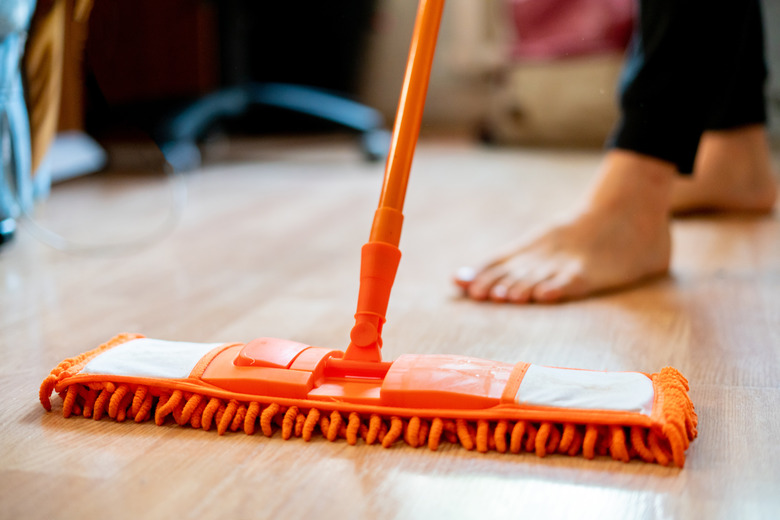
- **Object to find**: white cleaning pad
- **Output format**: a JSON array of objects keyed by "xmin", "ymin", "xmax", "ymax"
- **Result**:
[
  {"xmin": 515, "ymin": 365, "xmax": 654, "ymax": 416},
  {"xmin": 82, "ymin": 338, "xmax": 221, "ymax": 380}
]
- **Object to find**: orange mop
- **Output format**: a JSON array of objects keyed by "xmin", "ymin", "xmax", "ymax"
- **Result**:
[{"xmin": 39, "ymin": 0, "xmax": 697, "ymax": 467}]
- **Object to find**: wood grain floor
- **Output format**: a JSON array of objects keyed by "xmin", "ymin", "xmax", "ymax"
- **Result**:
[{"xmin": 1, "ymin": 136, "xmax": 779, "ymax": 520}]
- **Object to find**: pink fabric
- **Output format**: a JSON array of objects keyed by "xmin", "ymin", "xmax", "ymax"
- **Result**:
[{"xmin": 508, "ymin": 0, "xmax": 635, "ymax": 61}]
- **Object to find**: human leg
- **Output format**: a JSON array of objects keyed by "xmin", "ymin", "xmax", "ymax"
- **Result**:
[
  {"xmin": 669, "ymin": 0, "xmax": 776, "ymax": 213},
  {"xmin": 456, "ymin": 0, "xmax": 773, "ymax": 303},
  {"xmin": 672, "ymin": 125, "xmax": 777, "ymax": 214}
]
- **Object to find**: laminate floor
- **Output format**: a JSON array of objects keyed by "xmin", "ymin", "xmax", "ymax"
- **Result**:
[{"xmin": 2, "ymin": 136, "xmax": 778, "ymax": 519}]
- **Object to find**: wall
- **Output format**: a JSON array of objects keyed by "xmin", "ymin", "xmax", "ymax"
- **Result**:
[
  {"xmin": 360, "ymin": 0, "xmax": 780, "ymax": 140},
  {"xmin": 357, "ymin": 0, "xmax": 497, "ymax": 132}
]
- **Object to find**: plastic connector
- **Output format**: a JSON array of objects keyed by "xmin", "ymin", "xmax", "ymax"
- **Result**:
[{"xmin": 344, "ymin": 241, "xmax": 402, "ymax": 362}]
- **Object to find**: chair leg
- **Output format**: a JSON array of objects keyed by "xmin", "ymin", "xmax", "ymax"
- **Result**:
[{"xmin": 156, "ymin": 82, "xmax": 390, "ymax": 172}]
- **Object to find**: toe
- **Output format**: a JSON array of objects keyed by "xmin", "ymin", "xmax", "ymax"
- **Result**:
[
  {"xmin": 488, "ymin": 283, "xmax": 509, "ymax": 302},
  {"xmin": 506, "ymin": 280, "xmax": 533, "ymax": 303},
  {"xmin": 531, "ymin": 268, "xmax": 588, "ymax": 303},
  {"xmin": 453, "ymin": 266, "xmax": 477, "ymax": 289},
  {"xmin": 531, "ymin": 283, "xmax": 567, "ymax": 303},
  {"xmin": 493, "ymin": 270, "xmax": 535, "ymax": 304},
  {"xmin": 501, "ymin": 262, "xmax": 558, "ymax": 304},
  {"xmin": 466, "ymin": 266, "xmax": 508, "ymax": 301}
]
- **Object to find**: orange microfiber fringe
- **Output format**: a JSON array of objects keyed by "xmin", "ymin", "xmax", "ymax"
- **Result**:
[{"xmin": 39, "ymin": 333, "xmax": 144, "ymax": 413}]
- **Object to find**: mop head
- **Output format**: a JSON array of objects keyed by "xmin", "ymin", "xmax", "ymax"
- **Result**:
[{"xmin": 40, "ymin": 334, "xmax": 697, "ymax": 467}]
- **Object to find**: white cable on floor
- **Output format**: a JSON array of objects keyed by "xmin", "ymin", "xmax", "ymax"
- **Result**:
[{"xmin": 16, "ymin": 163, "xmax": 188, "ymax": 255}]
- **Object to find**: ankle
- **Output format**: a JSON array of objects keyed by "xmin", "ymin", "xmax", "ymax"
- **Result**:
[
  {"xmin": 585, "ymin": 150, "xmax": 676, "ymax": 219},
  {"xmin": 671, "ymin": 125, "xmax": 778, "ymax": 214}
]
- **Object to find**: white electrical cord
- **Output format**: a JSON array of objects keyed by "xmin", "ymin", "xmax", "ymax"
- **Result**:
[{"xmin": 17, "ymin": 163, "xmax": 188, "ymax": 255}]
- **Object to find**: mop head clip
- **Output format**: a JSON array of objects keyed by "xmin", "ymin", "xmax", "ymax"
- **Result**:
[{"xmin": 40, "ymin": 334, "xmax": 697, "ymax": 467}]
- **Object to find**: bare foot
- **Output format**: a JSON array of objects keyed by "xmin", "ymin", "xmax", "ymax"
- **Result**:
[
  {"xmin": 455, "ymin": 150, "xmax": 675, "ymax": 303},
  {"xmin": 672, "ymin": 125, "xmax": 778, "ymax": 214}
]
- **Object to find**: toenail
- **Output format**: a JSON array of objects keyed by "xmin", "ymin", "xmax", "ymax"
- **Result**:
[
  {"xmin": 455, "ymin": 266, "xmax": 476, "ymax": 282},
  {"xmin": 490, "ymin": 285, "xmax": 508, "ymax": 299}
]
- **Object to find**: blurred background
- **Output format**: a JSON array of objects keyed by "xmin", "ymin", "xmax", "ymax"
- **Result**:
[
  {"xmin": 1, "ymin": 0, "xmax": 779, "ymax": 245},
  {"xmin": 65, "ymin": 0, "xmax": 639, "ymax": 154},
  {"xmin": 77, "ymin": 0, "xmax": 780, "ymax": 146}
]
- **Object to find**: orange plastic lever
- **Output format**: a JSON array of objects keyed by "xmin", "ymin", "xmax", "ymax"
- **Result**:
[{"xmin": 344, "ymin": 0, "xmax": 446, "ymax": 363}]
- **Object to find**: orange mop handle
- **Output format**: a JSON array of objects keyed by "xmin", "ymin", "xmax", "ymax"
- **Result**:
[
  {"xmin": 371, "ymin": 0, "xmax": 444, "ymax": 244},
  {"xmin": 344, "ymin": 0, "xmax": 445, "ymax": 362}
]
